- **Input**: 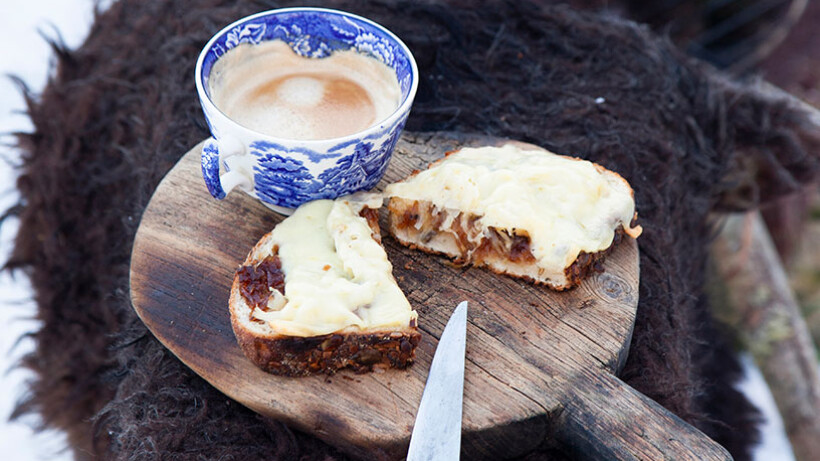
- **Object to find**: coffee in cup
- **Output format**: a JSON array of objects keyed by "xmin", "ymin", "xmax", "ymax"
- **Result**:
[
  {"xmin": 209, "ymin": 40, "xmax": 401, "ymax": 140},
  {"xmin": 195, "ymin": 8, "xmax": 419, "ymax": 214}
]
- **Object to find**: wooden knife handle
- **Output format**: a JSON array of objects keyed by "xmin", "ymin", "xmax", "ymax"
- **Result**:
[{"xmin": 554, "ymin": 371, "xmax": 733, "ymax": 460}]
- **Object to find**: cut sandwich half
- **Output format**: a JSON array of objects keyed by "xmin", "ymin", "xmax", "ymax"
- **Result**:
[
  {"xmin": 384, "ymin": 144, "xmax": 642, "ymax": 290},
  {"xmin": 229, "ymin": 194, "xmax": 419, "ymax": 376}
]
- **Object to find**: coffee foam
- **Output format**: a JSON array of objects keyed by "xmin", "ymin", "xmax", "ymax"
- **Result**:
[{"xmin": 209, "ymin": 40, "xmax": 401, "ymax": 140}]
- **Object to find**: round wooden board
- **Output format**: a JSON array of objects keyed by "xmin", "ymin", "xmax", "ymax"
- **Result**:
[{"xmin": 130, "ymin": 132, "xmax": 730, "ymax": 460}]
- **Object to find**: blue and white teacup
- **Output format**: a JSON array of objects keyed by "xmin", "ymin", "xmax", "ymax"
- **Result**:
[{"xmin": 195, "ymin": 8, "xmax": 418, "ymax": 215}]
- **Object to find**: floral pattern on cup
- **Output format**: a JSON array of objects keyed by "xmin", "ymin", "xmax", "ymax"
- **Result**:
[
  {"xmin": 195, "ymin": 8, "xmax": 418, "ymax": 214},
  {"xmin": 249, "ymin": 117, "xmax": 407, "ymax": 208}
]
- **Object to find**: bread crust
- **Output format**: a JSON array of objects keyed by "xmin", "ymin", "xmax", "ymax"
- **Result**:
[
  {"xmin": 231, "ymin": 319, "xmax": 421, "ymax": 376},
  {"xmin": 387, "ymin": 196, "xmax": 627, "ymax": 291},
  {"xmin": 229, "ymin": 207, "xmax": 420, "ymax": 377}
]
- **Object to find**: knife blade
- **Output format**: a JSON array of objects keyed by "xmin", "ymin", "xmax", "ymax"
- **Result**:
[{"xmin": 406, "ymin": 300, "xmax": 469, "ymax": 461}]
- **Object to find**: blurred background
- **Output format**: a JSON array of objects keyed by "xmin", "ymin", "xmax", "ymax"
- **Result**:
[
  {"xmin": 1, "ymin": 0, "xmax": 817, "ymax": 459},
  {"xmin": 1, "ymin": 2, "xmax": 99, "ymax": 459}
]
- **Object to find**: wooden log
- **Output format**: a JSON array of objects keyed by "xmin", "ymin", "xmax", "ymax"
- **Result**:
[{"xmin": 710, "ymin": 210, "xmax": 820, "ymax": 461}]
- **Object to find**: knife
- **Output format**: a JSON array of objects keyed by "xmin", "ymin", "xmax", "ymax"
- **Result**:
[{"xmin": 406, "ymin": 301, "xmax": 469, "ymax": 461}]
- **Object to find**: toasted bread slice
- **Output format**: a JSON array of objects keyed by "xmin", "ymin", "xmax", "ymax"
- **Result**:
[
  {"xmin": 384, "ymin": 144, "xmax": 642, "ymax": 290},
  {"xmin": 230, "ymin": 195, "xmax": 419, "ymax": 376}
]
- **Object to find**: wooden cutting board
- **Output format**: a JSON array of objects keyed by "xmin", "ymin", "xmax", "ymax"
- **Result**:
[{"xmin": 130, "ymin": 132, "xmax": 731, "ymax": 460}]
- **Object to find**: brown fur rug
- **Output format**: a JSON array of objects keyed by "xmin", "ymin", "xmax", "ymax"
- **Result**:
[{"xmin": 6, "ymin": 0, "xmax": 820, "ymax": 459}]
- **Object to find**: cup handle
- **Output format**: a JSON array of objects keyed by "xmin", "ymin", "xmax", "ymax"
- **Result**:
[{"xmin": 201, "ymin": 136, "xmax": 251, "ymax": 199}]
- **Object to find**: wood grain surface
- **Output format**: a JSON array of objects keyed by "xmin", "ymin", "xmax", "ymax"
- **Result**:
[{"xmin": 130, "ymin": 132, "xmax": 731, "ymax": 460}]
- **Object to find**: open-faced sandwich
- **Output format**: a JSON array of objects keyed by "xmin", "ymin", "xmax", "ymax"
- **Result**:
[
  {"xmin": 384, "ymin": 144, "xmax": 642, "ymax": 290},
  {"xmin": 229, "ymin": 194, "xmax": 420, "ymax": 376}
]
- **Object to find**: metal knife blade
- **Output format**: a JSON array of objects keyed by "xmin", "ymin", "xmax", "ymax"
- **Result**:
[{"xmin": 406, "ymin": 301, "xmax": 468, "ymax": 461}]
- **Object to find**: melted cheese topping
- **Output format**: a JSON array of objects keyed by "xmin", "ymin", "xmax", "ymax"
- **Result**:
[
  {"xmin": 384, "ymin": 144, "xmax": 642, "ymax": 282},
  {"xmin": 251, "ymin": 197, "xmax": 416, "ymax": 337}
]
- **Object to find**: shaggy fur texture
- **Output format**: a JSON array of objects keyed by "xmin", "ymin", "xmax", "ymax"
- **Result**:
[{"xmin": 7, "ymin": 0, "xmax": 820, "ymax": 459}]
